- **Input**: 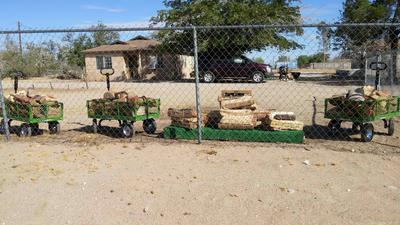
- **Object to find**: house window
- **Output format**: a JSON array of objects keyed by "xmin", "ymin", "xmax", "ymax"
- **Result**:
[
  {"xmin": 156, "ymin": 56, "xmax": 164, "ymax": 68},
  {"xmin": 149, "ymin": 56, "xmax": 158, "ymax": 70},
  {"xmin": 96, "ymin": 56, "xmax": 112, "ymax": 69}
]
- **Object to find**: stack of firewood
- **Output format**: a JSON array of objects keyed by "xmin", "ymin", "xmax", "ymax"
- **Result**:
[
  {"xmin": 168, "ymin": 108, "xmax": 207, "ymax": 129},
  {"xmin": 7, "ymin": 90, "xmax": 58, "ymax": 105},
  {"xmin": 5, "ymin": 90, "xmax": 61, "ymax": 118},
  {"xmin": 215, "ymin": 90, "xmax": 268, "ymax": 130},
  {"xmin": 263, "ymin": 111, "xmax": 304, "ymax": 131},
  {"xmin": 88, "ymin": 91, "xmax": 158, "ymax": 117}
]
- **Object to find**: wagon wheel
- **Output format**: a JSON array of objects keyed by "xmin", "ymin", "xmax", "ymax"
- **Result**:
[
  {"xmin": 388, "ymin": 119, "xmax": 395, "ymax": 136},
  {"xmin": 328, "ymin": 120, "xmax": 342, "ymax": 136},
  {"xmin": 31, "ymin": 123, "xmax": 40, "ymax": 135},
  {"xmin": 0, "ymin": 119, "xmax": 12, "ymax": 134},
  {"xmin": 121, "ymin": 122, "xmax": 134, "ymax": 138},
  {"xmin": 143, "ymin": 119, "xmax": 157, "ymax": 134},
  {"xmin": 19, "ymin": 123, "xmax": 32, "ymax": 137},
  {"xmin": 49, "ymin": 122, "xmax": 60, "ymax": 135},
  {"xmin": 360, "ymin": 123, "xmax": 374, "ymax": 142},
  {"xmin": 92, "ymin": 119, "xmax": 98, "ymax": 134},
  {"xmin": 0, "ymin": 119, "xmax": 6, "ymax": 134}
]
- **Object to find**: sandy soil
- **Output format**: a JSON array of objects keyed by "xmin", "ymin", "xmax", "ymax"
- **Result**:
[{"xmin": 0, "ymin": 139, "xmax": 399, "ymax": 225}]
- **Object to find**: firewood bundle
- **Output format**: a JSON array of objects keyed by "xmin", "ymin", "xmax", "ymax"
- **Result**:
[
  {"xmin": 263, "ymin": 111, "xmax": 304, "ymax": 131},
  {"xmin": 88, "ymin": 91, "xmax": 158, "ymax": 117},
  {"xmin": 168, "ymin": 108, "xmax": 207, "ymax": 129},
  {"xmin": 5, "ymin": 90, "xmax": 61, "ymax": 118},
  {"xmin": 327, "ymin": 86, "xmax": 396, "ymax": 117},
  {"xmin": 215, "ymin": 90, "xmax": 269, "ymax": 130}
]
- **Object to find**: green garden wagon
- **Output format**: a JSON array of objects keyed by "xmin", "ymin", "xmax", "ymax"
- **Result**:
[
  {"xmin": 0, "ymin": 72, "xmax": 63, "ymax": 137},
  {"xmin": 87, "ymin": 98, "xmax": 160, "ymax": 138},
  {"xmin": 1, "ymin": 100, "xmax": 63, "ymax": 137},
  {"xmin": 324, "ymin": 96, "xmax": 400, "ymax": 142},
  {"xmin": 324, "ymin": 61, "xmax": 400, "ymax": 142}
]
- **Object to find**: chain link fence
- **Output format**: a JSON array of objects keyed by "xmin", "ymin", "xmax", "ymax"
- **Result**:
[{"xmin": 0, "ymin": 23, "xmax": 399, "ymax": 150}]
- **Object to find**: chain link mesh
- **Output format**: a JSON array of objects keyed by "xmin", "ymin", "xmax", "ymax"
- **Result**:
[{"xmin": 0, "ymin": 24, "xmax": 399, "ymax": 151}]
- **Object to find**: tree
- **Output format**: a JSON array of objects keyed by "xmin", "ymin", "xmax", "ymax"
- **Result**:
[
  {"xmin": 61, "ymin": 33, "xmax": 93, "ymax": 68},
  {"xmin": 335, "ymin": 0, "xmax": 400, "ymax": 83},
  {"xmin": 61, "ymin": 22, "xmax": 120, "ymax": 69},
  {"xmin": 253, "ymin": 56, "xmax": 265, "ymax": 64},
  {"xmin": 297, "ymin": 53, "xmax": 329, "ymax": 68},
  {"xmin": 278, "ymin": 55, "xmax": 290, "ymax": 62},
  {"xmin": 316, "ymin": 21, "xmax": 333, "ymax": 63},
  {"xmin": 297, "ymin": 55, "xmax": 310, "ymax": 68},
  {"xmin": 151, "ymin": 0, "xmax": 303, "ymax": 57},
  {"xmin": 0, "ymin": 36, "xmax": 63, "ymax": 78}
]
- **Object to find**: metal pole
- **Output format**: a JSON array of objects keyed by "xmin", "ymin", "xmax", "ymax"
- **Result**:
[
  {"xmin": 192, "ymin": 26, "xmax": 202, "ymax": 144},
  {"xmin": 0, "ymin": 75, "xmax": 11, "ymax": 141},
  {"xmin": 17, "ymin": 21, "xmax": 23, "ymax": 56}
]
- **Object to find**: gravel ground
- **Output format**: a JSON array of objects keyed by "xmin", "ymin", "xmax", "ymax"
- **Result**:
[{"xmin": 0, "ymin": 140, "xmax": 399, "ymax": 225}]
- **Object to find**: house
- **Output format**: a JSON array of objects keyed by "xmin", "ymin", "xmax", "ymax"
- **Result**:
[{"xmin": 83, "ymin": 36, "xmax": 194, "ymax": 81}]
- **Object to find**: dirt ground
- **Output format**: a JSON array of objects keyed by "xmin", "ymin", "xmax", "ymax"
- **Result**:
[
  {"xmin": 0, "ymin": 76, "xmax": 399, "ymax": 224},
  {"xmin": 0, "ymin": 138, "xmax": 399, "ymax": 225}
]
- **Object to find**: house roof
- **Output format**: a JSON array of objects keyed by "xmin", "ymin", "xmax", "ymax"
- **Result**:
[{"xmin": 83, "ymin": 36, "xmax": 160, "ymax": 54}]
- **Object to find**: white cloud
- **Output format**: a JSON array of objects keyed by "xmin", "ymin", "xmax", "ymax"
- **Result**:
[{"xmin": 81, "ymin": 5, "xmax": 125, "ymax": 13}]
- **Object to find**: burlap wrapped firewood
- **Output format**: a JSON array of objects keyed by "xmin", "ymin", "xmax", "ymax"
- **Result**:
[
  {"xmin": 218, "ymin": 109, "xmax": 257, "ymax": 130},
  {"xmin": 218, "ymin": 95, "xmax": 255, "ymax": 110},
  {"xmin": 266, "ymin": 119, "xmax": 304, "ymax": 131},
  {"xmin": 267, "ymin": 112, "xmax": 296, "ymax": 121}
]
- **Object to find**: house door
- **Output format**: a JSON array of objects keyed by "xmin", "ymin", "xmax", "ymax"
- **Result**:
[{"xmin": 125, "ymin": 54, "xmax": 138, "ymax": 80}]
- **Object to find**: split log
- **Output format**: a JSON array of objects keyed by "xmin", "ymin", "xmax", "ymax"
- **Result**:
[{"xmin": 168, "ymin": 108, "xmax": 197, "ymax": 118}]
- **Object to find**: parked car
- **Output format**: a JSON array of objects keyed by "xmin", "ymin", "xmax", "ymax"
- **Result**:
[{"xmin": 199, "ymin": 56, "xmax": 273, "ymax": 83}]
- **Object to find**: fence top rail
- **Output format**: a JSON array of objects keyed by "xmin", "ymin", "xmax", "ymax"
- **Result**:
[{"xmin": 0, "ymin": 23, "xmax": 399, "ymax": 34}]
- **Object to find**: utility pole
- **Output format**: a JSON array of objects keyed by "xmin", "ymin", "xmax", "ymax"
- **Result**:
[{"xmin": 17, "ymin": 21, "xmax": 22, "ymax": 55}]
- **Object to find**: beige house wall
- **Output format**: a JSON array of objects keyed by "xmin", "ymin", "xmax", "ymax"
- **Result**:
[
  {"xmin": 85, "ymin": 53, "xmax": 128, "ymax": 81},
  {"xmin": 84, "ymin": 51, "xmax": 194, "ymax": 81}
]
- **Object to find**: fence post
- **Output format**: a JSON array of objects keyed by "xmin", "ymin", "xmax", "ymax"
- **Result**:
[
  {"xmin": 0, "ymin": 75, "xmax": 11, "ymax": 141},
  {"xmin": 192, "ymin": 26, "xmax": 202, "ymax": 144}
]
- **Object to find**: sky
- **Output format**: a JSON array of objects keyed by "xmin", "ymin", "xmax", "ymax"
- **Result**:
[
  {"xmin": 0, "ymin": 0, "xmax": 345, "ymax": 64},
  {"xmin": 0, "ymin": 0, "xmax": 344, "ymax": 29}
]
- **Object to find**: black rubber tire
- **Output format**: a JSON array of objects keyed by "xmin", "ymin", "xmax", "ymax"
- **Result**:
[
  {"xmin": 328, "ymin": 120, "xmax": 341, "ymax": 135},
  {"xmin": 0, "ymin": 119, "xmax": 5, "ymax": 134},
  {"xmin": 31, "ymin": 123, "xmax": 40, "ymax": 135},
  {"xmin": 360, "ymin": 123, "xmax": 374, "ymax": 142},
  {"xmin": 48, "ymin": 122, "xmax": 60, "ymax": 135},
  {"xmin": 388, "ymin": 119, "xmax": 395, "ymax": 136},
  {"xmin": 203, "ymin": 71, "xmax": 215, "ymax": 83},
  {"xmin": 121, "ymin": 123, "xmax": 134, "ymax": 138},
  {"xmin": 19, "ymin": 123, "xmax": 32, "ymax": 137},
  {"xmin": 92, "ymin": 119, "xmax": 98, "ymax": 134},
  {"xmin": 251, "ymin": 72, "xmax": 264, "ymax": 83},
  {"xmin": 143, "ymin": 119, "xmax": 157, "ymax": 134},
  {"xmin": 292, "ymin": 72, "xmax": 301, "ymax": 80}
]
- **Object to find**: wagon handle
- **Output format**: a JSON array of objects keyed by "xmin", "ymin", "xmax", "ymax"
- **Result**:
[
  {"xmin": 13, "ymin": 71, "xmax": 23, "ymax": 94},
  {"xmin": 369, "ymin": 62, "xmax": 387, "ymax": 71},
  {"xmin": 100, "ymin": 68, "xmax": 115, "ymax": 91}
]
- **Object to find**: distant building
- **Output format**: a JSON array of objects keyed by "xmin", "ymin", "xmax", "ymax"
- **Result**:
[{"xmin": 83, "ymin": 36, "xmax": 194, "ymax": 81}]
